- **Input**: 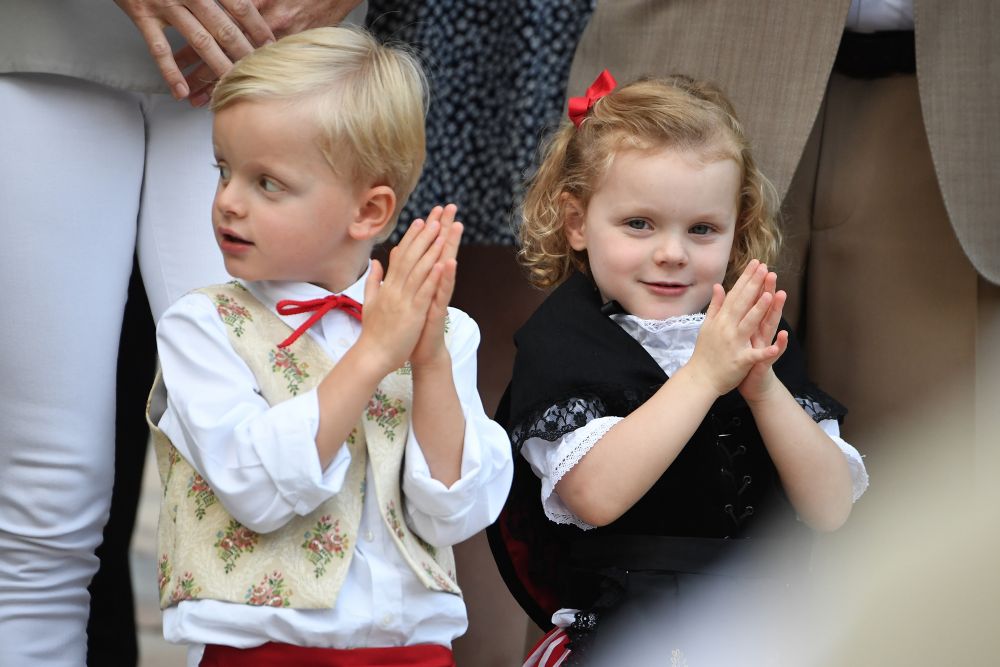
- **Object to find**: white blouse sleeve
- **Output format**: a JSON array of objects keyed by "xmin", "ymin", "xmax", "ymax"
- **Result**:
[
  {"xmin": 155, "ymin": 293, "xmax": 352, "ymax": 534},
  {"xmin": 818, "ymin": 419, "xmax": 869, "ymax": 502},
  {"xmin": 401, "ymin": 308, "xmax": 514, "ymax": 547},
  {"xmin": 520, "ymin": 412, "xmax": 624, "ymax": 531}
]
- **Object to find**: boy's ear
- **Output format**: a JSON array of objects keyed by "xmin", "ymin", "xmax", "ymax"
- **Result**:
[
  {"xmin": 349, "ymin": 185, "xmax": 397, "ymax": 241},
  {"xmin": 561, "ymin": 193, "xmax": 587, "ymax": 251}
]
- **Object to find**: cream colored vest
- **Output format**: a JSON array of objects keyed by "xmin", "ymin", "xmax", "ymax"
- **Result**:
[{"xmin": 147, "ymin": 282, "xmax": 459, "ymax": 610}]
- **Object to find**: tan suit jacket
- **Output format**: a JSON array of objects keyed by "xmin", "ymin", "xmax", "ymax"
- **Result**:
[{"xmin": 569, "ymin": 0, "xmax": 999, "ymax": 283}]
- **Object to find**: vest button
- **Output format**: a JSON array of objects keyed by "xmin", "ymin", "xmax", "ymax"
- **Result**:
[{"xmin": 380, "ymin": 613, "xmax": 393, "ymax": 628}]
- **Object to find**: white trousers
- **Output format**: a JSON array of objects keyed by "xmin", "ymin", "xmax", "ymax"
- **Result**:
[{"xmin": 0, "ymin": 73, "xmax": 229, "ymax": 665}]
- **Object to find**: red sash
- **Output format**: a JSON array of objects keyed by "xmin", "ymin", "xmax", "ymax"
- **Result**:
[
  {"xmin": 200, "ymin": 642, "xmax": 455, "ymax": 667},
  {"xmin": 523, "ymin": 627, "xmax": 571, "ymax": 667}
]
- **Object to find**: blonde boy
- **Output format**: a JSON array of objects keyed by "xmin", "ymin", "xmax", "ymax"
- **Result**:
[{"xmin": 148, "ymin": 26, "xmax": 512, "ymax": 667}]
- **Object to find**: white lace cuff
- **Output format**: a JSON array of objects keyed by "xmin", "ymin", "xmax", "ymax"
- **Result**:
[
  {"xmin": 818, "ymin": 419, "xmax": 869, "ymax": 502},
  {"xmin": 521, "ymin": 416, "xmax": 624, "ymax": 530}
]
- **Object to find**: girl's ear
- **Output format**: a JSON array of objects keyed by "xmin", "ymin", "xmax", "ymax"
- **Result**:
[
  {"xmin": 349, "ymin": 185, "xmax": 397, "ymax": 241},
  {"xmin": 561, "ymin": 193, "xmax": 588, "ymax": 251}
]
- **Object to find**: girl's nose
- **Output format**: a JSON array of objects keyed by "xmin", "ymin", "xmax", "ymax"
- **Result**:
[{"xmin": 653, "ymin": 235, "xmax": 687, "ymax": 265}]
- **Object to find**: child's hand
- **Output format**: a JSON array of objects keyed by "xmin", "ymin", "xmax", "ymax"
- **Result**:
[
  {"xmin": 356, "ymin": 214, "xmax": 447, "ymax": 375},
  {"xmin": 410, "ymin": 204, "xmax": 463, "ymax": 370},
  {"xmin": 737, "ymin": 269, "xmax": 789, "ymax": 403},
  {"xmin": 685, "ymin": 260, "xmax": 784, "ymax": 396}
]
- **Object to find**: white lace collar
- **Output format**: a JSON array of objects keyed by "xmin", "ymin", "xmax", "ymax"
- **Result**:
[{"xmin": 609, "ymin": 312, "xmax": 705, "ymax": 377}]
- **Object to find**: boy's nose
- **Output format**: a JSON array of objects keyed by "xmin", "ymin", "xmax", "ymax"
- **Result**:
[{"xmin": 214, "ymin": 182, "xmax": 246, "ymax": 217}]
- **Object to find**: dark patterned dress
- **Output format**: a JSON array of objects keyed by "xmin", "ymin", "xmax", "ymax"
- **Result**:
[{"xmin": 367, "ymin": 0, "xmax": 595, "ymax": 244}]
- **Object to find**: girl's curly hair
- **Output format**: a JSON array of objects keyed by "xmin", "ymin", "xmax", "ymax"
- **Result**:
[{"xmin": 519, "ymin": 74, "xmax": 780, "ymax": 289}]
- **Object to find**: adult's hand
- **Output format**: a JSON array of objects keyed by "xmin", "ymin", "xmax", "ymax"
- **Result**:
[
  {"xmin": 254, "ymin": 0, "xmax": 365, "ymax": 39},
  {"xmin": 177, "ymin": 0, "xmax": 366, "ymax": 107},
  {"xmin": 114, "ymin": 0, "xmax": 275, "ymax": 100}
]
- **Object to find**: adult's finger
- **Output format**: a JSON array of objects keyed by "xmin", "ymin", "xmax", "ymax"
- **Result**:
[
  {"xmin": 129, "ymin": 15, "xmax": 191, "ymax": 99},
  {"xmin": 216, "ymin": 0, "xmax": 274, "ymax": 47}
]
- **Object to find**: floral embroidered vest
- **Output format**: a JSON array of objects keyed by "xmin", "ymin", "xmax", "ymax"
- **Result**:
[{"xmin": 147, "ymin": 281, "xmax": 460, "ymax": 610}]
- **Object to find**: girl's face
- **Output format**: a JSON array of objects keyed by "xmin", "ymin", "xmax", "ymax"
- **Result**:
[{"xmin": 564, "ymin": 146, "xmax": 740, "ymax": 320}]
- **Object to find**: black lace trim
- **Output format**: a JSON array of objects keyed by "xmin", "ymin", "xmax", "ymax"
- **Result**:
[
  {"xmin": 511, "ymin": 382, "xmax": 844, "ymax": 451},
  {"xmin": 509, "ymin": 386, "xmax": 657, "ymax": 451},
  {"xmin": 793, "ymin": 385, "xmax": 847, "ymax": 424}
]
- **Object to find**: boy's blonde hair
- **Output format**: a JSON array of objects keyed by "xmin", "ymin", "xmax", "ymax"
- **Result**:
[
  {"xmin": 212, "ymin": 26, "xmax": 428, "ymax": 238},
  {"xmin": 520, "ymin": 75, "xmax": 780, "ymax": 289}
]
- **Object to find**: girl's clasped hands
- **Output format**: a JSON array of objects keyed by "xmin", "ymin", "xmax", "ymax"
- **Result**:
[{"xmin": 688, "ymin": 259, "xmax": 790, "ymax": 403}]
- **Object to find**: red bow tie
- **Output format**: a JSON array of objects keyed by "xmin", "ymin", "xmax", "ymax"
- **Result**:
[{"xmin": 275, "ymin": 294, "xmax": 362, "ymax": 349}]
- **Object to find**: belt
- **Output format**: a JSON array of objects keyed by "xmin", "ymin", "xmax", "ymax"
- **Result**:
[{"xmin": 834, "ymin": 30, "xmax": 916, "ymax": 79}]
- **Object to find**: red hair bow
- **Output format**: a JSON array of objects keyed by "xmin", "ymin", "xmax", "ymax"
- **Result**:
[{"xmin": 567, "ymin": 69, "xmax": 617, "ymax": 128}]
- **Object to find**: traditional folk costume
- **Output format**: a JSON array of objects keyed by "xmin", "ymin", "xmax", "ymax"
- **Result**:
[
  {"xmin": 488, "ymin": 272, "xmax": 867, "ymax": 665},
  {"xmin": 149, "ymin": 265, "xmax": 513, "ymax": 667}
]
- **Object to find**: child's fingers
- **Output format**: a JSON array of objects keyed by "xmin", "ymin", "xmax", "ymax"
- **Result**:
[
  {"xmin": 726, "ymin": 260, "xmax": 767, "ymax": 314},
  {"xmin": 760, "ymin": 289, "xmax": 786, "ymax": 342},
  {"xmin": 403, "ymin": 233, "xmax": 447, "ymax": 297},
  {"xmin": 364, "ymin": 259, "xmax": 384, "ymax": 310},
  {"xmin": 440, "ymin": 220, "xmax": 463, "ymax": 264},
  {"xmin": 391, "ymin": 217, "xmax": 443, "ymax": 287},
  {"xmin": 413, "ymin": 262, "xmax": 444, "ymax": 311},
  {"xmin": 738, "ymin": 290, "xmax": 773, "ymax": 338},
  {"xmin": 727, "ymin": 260, "xmax": 761, "ymax": 300},
  {"xmin": 438, "ymin": 203, "xmax": 458, "ymax": 229},
  {"xmin": 747, "ymin": 329, "xmax": 789, "ymax": 366},
  {"xmin": 428, "ymin": 204, "xmax": 461, "ymax": 262},
  {"xmin": 721, "ymin": 261, "xmax": 766, "ymax": 320},
  {"xmin": 704, "ymin": 283, "xmax": 726, "ymax": 320},
  {"xmin": 423, "ymin": 205, "xmax": 445, "ymax": 229},
  {"xmin": 432, "ymin": 258, "xmax": 458, "ymax": 314},
  {"xmin": 774, "ymin": 330, "xmax": 789, "ymax": 358}
]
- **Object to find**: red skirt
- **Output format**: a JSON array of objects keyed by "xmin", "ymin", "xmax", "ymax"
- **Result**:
[
  {"xmin": 200, "ymin": 642, "xmax": 455, "ymax": 667},
  {"xmin": 523, "ymin": 627, "xmax": 571, "ymax": 667}
]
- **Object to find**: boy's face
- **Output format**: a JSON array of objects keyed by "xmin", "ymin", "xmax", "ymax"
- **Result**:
[
  {"xmin": 564, "ymin": 147, "xmax": 739, "ymax": 320},
  {"xmin": 211, "ymin": 99, "xmax": 370, "ymax": 292}
]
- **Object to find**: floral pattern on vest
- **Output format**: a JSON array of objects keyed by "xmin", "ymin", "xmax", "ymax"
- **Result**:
[{"xmin": 147, "ymin": 281, "xmax": 460, "ymax": 610}]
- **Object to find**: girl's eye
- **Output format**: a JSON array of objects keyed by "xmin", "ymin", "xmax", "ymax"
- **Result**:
[
  {"xmin": 690, "ymin": 223, "xmax": 714, "ymax": 236},
  {"xmin": 260, "ymin": 177, "xmax": 282, "ymax": 193},
  {"xmin": 625, "ymin": 218, "xmax": 650, "ymax": 231},
  {"xmin": 213, "ymin": 163, "xmax": 231, "ymax": 181}
]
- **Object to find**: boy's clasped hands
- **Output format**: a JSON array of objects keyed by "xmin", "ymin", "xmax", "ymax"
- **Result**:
[
  {"xmin": 357, "ymin": 204, "xmax": 464, "ymax": 377},
  {"xmin": 687, "ymin": 259, "xmax": 790, "ymax": 403}
]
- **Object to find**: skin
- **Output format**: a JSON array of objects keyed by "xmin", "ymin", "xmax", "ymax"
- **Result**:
[
  {"xmin": 115, "ymin": 0, "xmax": 274, "ymax": 100},
  {"xmin": 556, "ymin": 146, "xmax": 854, "ymax": 531},
  {"xmin": 212, "ymin": 97, "xmax": 465, "ymax": 486},
  {"xmin": 115, "ymin": 0, "xmax": 364, "ymax": 105},
  {"xmin": 176, "ymin": 0, "xmax": 367, "ymax": 106}
]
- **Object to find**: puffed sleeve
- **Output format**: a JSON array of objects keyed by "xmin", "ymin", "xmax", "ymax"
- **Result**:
[
  {"xmin": 401, "ymin": 308, "xmax": 514, "ymax": 546},
  {"xmin": 155, "ymin": 293, "xmax": 352, "ymax": 533}
]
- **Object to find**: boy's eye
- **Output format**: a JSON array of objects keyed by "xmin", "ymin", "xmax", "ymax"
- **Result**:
[
  {"xmin": 690, "ymin": 223, "xmax": 713, "ymax": 235},
  {"xmin": 213, "ymin": 163, "xmax": 231, "ymax": 181},
  {"xmin": 625, "ymin": 218, "xmax": 650, "ymax": 230},
  {"xmin": 260, "ymin": 177, "xmax": 282, "ymax": 193}
]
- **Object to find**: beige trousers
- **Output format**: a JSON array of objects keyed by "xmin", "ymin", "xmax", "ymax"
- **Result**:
[{"xmin": 782, "ymin": 71, "xmax": 1000, "ymax": 523}]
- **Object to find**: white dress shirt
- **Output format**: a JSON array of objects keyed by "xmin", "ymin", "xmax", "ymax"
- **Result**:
[
  {"xmin": 845, "ymin": 0, "xmax": 914, "ymax": 33},
  {"xmin": 521, "ymin": 313, "xmax": 869, "ymax": 532},
  {"xmin": 154, "ymin": 265, "xmax": 513, "ymax": 666}
]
